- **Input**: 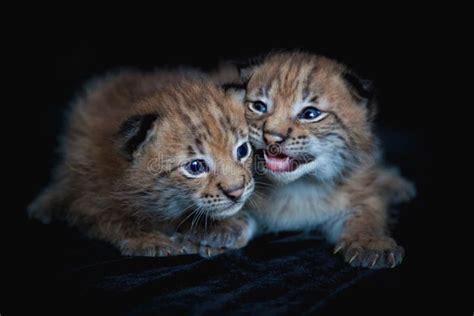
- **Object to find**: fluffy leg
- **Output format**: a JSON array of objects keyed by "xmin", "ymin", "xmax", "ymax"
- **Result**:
[
  {"xmin": 84, "ymin": 217, "xmax": 200, "ymax": 257},
  {"xmin": 117, "ymin": 232, "xmax": 200, "ymax": 257},
  {"xmin": 63, "ymin": 196, "xmax": 200, "ymax": 257},
  {"xmin": 333, "ymin": 196, "xmax": 404, "ymax": 269}
]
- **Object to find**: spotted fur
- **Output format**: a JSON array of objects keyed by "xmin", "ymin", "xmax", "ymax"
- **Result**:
[
  {"xmin": 28, "ymin": 69, "xmax": 255, "ymax": 257},
  {"xmin": 221, "ymin": 52, "xmax": 416, "ymax": 268}
]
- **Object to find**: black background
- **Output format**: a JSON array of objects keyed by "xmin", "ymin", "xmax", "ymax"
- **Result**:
[{"xmin": 4, "ymin": 12, "xmax": 445, "ymax": 315}]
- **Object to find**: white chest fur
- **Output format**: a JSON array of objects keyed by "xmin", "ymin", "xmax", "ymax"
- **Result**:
[{"xmin": 247, "ymin": 176, "xmax": 350, "ymax": 238}]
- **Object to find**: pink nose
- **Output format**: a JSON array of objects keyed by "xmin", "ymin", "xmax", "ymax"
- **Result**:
[
  {"xmin": 224, "ymin": 187, "xmax": 244, "ymax": 201},
  {"xmin": 263, "ymin": 131, "xmax": 285, "ymax": 144}
]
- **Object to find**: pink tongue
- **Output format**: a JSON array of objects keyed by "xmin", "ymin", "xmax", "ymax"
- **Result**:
[{"xmin": 265, "ymin": 154, "xmax": 292, "ymax": 172}]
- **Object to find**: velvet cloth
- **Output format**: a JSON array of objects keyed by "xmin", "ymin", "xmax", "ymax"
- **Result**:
[{"xmin": 21, "ymin": 222, "xmax": 375, "ymax": 315}]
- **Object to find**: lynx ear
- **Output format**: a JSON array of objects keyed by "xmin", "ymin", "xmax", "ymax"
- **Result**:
[
  {"xmin": 221, "ymin": 63, "xmax": 259, "ymax": 104},
  {"xmin": 212, "ymin": 60, "xmax": 257, "ymax": 85},
  {"xmin": 222, "ymin": 83, "xmax": 246, "ymax": 104},
  {"xmin": 116, "ymin": 113, "xmax": 159, "ymax": 161},
  {"xmin": 342, "ymin": 70, "xmax": 377, "ymax": 119},
  {"xmin": 342, "ymin": 71, "xmax": 374, "ymax": 105},
  {"xmin": 239, "ymin": 65, "xmax": 256, "ymax": 83},
  {"xmin": 211, "ymin": 63, "xmax": 241, "ymax": 85}
]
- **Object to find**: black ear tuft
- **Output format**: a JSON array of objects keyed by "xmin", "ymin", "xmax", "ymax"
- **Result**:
[
  {"xmin": 342, "ymin": 71, "xmax": 374, "ymax": 102},
  {"xmin": 117, "ymin": 113, "xmax": 159, "ymax": 161},
  {"xmin": 234, "ymin": 54, "xmax": 266, "ymax": 83},
  {"xmin": 238, "ymin": 64, "xmax": 256, "ymax": 84}
]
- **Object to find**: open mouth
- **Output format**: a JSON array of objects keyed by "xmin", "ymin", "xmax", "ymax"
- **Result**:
[{"xmin": 262, "ymin": 149, "xmax": 315, "ymax": 173}]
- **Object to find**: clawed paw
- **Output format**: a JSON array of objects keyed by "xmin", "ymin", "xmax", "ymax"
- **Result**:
[
  {"xmin": 189, "ymin": 212, "xmax": 254, "ymax": 250},
  {"xmin": 119, "ymin": 235, "xmax": 199, "ymax": 257},
  {"xmin": 198, "ymin": 245, "xmax": 227, "ymax": 258},
  {"xmin": 334, "ymin": 236, "xmax": 404, "ymax": 269}
]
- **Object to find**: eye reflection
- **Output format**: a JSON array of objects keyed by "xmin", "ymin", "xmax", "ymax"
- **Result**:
[
  {"xmin": 249, "ymin": 101, "xmax": 268, "ymax": 114},
  {"xmin": 299, "ymin": 107, "xmax": 322, "ymax": 121},
  {"xmin": 236, "ymin": 142, "xmax": 250, "ymax": 160},
  {"xmin": 183, "ymin": 159, "xmax": 209, "ymax": 176}
]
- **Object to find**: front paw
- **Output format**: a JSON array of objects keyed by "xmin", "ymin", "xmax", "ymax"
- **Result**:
[
  {"xmin": 189, "ymin": 212, "xmax": 256, "ymax": 250},
  {"xmin": 119, "ymin": 234, "xmax": 199, "ymax": 257},
  {"xmin": 198, "ymin": 245, "xmax": 227, "ymax": 258},
  {"xmin": 334, "ymin": 235, "xmax": 404, "ymax": 269}
]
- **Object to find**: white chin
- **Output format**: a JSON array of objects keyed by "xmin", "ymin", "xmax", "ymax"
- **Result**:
[
  {"xmin": 211, "ymin": 203, "xmax": 243, "ymax": 220},
  {"xmin": 265, "ymin": 160, "xmax": 318, "ymax": 184}
]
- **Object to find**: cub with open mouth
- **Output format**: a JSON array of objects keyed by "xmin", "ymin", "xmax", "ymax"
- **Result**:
[
  {"xmin": 221, "ymin": 52, "xmax": 416, "ymax": 268},
  {"xmin": 28, "ymin": 70, "xmax": 256, "ymax": 257}
]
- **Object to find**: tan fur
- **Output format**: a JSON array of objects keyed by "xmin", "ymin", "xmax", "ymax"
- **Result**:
[
  {"xmin": 220, "ymin": 52, "xmax": 415, "ymax": 268},
  {"xmin": 28, "ymin": 69, "xmax": 256, "ymax": 257}
]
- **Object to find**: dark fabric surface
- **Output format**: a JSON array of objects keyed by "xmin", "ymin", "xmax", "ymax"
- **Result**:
[{"xmin": 19, "ymin": 222, "xmax": 375, "ymax": 315}]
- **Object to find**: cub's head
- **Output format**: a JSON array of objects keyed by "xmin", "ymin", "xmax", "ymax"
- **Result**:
[
  {"xmin": 115, "ymin": 78, "xmax": 253, "ymax": 221},
  {"xmin": 238, "ymin": 52, "xmax": 377, "ymax": 184}
]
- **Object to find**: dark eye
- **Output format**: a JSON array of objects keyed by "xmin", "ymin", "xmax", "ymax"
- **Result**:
[
  {"xmin": 184, "ymin": 159, "xmax": 209, "ymax": 176},
  {"xmin": 236, "ymin": 142, "xmax": 250, "ymax": 160},
  {"xmin": 299, "ymin": 107, "xmax": 322, "ymax": 121},
  {"xmin": 249, "ymin": 101, "xmax": 268, "ymax": 113}
]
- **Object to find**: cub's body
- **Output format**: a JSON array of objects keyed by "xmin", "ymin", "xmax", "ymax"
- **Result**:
[
  {"xmin": 251, "ymin": 167, "xmax": 411, "ymax": 243},
  {"xmin": 29, "ymin": 70, "xmax": 256, "ymax": 257},
  {"xmin": 222, "ymin": 52, "xmax": 415, "ymax": 268}
]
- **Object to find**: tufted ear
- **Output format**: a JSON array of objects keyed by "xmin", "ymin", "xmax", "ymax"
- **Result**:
[
  {"xmin": 239, "ymin": 64, "xmax": 257, "ymax": 83},
  {"xmin": 210, "ymin": 62, "xmax": 247, "ymax": 104},
  {"xmin": 222, "ymin": 83, "xmax": 246, "ymax": 104},
  {"xmin": 116, "ymin": 113, "xmax": 159, "ymax": 161},
  {"xmin": 342, "ymin": 71, "xmax": 374, "ymax": 105},
  {"xmin": 342, "ymin": 70, "xmax": 377, "ymax": 119},
  {"xmin": 211, "ymin": 63, "xmax": 241, "ymax": 85},
  {"xmin": 236, "ymin": 54, "xmax": 267, "ymax": 84}
]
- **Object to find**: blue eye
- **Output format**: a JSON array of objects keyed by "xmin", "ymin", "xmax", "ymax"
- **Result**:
[
  {"xmin": 299, "ymin": 107, "xmax": 322, "ymax": 121},
  {"xmin": 185, "ymin": 159, "xmax": 209, "ymax": 176},
  {"xmin": 237, "ymin": 142, "xmax": 250, "ymax": 160},
  {"xmin": 249, "ymin": 101, "xmax": 268, "ymax": 113}
]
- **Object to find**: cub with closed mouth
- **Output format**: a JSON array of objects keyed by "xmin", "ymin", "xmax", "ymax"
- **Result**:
[{"xmin": 28, "ymin": 70, "xmax": 256, "ymax": 257}]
